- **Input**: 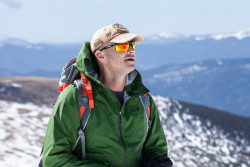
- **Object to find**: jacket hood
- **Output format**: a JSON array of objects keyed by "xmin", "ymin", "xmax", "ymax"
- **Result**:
[
  {"xmin": 76, "ymin": 42, "xmax": 149, "ymax": 95},
  {"xmin": 76, "ymin": 42, "xmax": 100, "ymax": 80}
]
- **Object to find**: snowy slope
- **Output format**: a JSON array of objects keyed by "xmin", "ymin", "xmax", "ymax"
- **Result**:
[
  {"xmin": 0, "ymin": 96, "xmax": 249, "ymax": 167},
  {"xmin": 0, "ymin": 77, "xmax": 249, "ymax": 166},
  {"xmin": 0, "ymin": 101, "xmax": 51, "ymax": 167},
  {"xmin": 153, "ymin": 96, "xmax": 250, "ymax": 167}
]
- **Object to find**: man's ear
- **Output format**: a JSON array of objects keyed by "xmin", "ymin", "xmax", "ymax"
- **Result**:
[{"xmin": 95, "ymin": 50, "xmax": 105, "ymax": 63}]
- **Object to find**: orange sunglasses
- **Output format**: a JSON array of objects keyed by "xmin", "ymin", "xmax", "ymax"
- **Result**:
[{"xmin": 100, "ymin": 42, "xmax": 135, "ymax": 52}]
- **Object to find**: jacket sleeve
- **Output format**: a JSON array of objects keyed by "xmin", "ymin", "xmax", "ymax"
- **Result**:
[
  {"xmin": 42, "ymin": 85, "xmax": 107, "ymax": 167},
  {"xmin": 142, "ymin": 95, "xmax": 169, "ymax": 159}
]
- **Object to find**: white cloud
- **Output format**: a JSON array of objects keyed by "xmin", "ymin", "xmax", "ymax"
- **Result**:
[{"xmin": 0, "ymin": 0, "xmax": 21, "ymax": 9}]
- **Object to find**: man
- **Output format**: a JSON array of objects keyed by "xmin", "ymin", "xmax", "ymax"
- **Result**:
[{"xmin": 43, "ymin": 23, "xmax": 173, "ymax": 167}]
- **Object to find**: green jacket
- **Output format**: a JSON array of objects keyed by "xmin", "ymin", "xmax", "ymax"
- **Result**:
[{"xmin": 43, "ymin": 42, "xmax": 168, "ymax": 167}]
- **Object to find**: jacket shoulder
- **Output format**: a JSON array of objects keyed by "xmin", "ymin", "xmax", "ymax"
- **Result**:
[
  {"xmin": 52, "ymin": 84, "xmax": 79, "ymax": 120},
  {"xmin": 57, "ymin": 84, "xmax": 78, "ymax": 102}
]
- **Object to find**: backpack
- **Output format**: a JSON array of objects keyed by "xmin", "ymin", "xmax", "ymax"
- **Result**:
[{"xmin": 38, "ymin": 57, "xmax": 151, "ymax": 166}]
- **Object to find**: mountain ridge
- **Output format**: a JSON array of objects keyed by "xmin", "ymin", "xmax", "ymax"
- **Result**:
[
  {"xmin": 142, "ymin": 58, "xmax": 250, "ymax": 117},
  {"xmin": 1, "ymin": 30, "xmax": 250, "ymax": 72}
]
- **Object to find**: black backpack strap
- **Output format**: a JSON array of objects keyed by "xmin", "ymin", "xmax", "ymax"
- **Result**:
[{"xmin": 72, "ymin": 75, "xmax": 93, "ymax": 160}]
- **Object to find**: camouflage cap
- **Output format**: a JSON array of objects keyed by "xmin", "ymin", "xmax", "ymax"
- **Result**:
[{"xmin": 90, "ymin": 23, "xmax": 143, "ymax": 53}]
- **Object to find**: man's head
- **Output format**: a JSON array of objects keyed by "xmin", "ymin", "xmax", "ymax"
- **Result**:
[
  {"xmin": 91, "ymin": 23, "xmax": 143, "ymax": 76},
  {"xmin": 90, "ymin": 23, "xmax": 143, "ymax": 53}
]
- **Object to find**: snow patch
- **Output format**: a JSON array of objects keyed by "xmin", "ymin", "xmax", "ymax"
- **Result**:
[
  {"xmin": 0, "ymin": 100, "xmax": 51, "ymax": 167},
  {"xmin": 221, "ymin": 145, "xmax": 230, "ymax": 155},
  {"xmin": 159, "ymin": 33, "xmax": 182, "ymax": 39},
  {"xmin": 10, "ymin": 82, "xmax": 22, "ymax": 88},
  {"xmin": 195, "ymin": 37, "xmax": 205, "ymax": 41},
  {"xmin": 173, "ymin": 113, "xmax": 184, "ymax": 127},
  {"xmin": 188, "ymin": 65, "xmax": 205, "ymax": 72},
  {"xmin": 153, "ymin": 65, "xmax": 206, "ymax": 82},
  {"xmin": 243, "ymin": 63, "xmax": 250, "ymax": 69},
  {"xmin": 2, "ymin": 81, "xmax": 22, "ymax": 88},
  {"xmin": 25, "ymin": 45, "xmax": 43, "ymax": 50},
  {"xmin": 153, "ymin": 71, "xmax": 183, "ymax": 82},
  {"xmin": 216, "ymin": 59, "xmax": 223, "ymax": 65},
  {"xmin": 211, "ymin": 29, "xmax": 250, "ymax": 40}
]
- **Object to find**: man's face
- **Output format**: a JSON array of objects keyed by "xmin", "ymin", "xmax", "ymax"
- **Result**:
[{"xmin": 100, "ymin": 42, "xmax": 136, "ymax": 76}]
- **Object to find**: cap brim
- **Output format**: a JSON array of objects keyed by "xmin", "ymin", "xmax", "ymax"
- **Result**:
[{"xmin": 110, "ymin": 33, "xmax": 144, "ymax": 43}]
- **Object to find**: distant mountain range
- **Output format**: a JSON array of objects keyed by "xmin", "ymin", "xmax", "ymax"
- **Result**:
[
  {"xmin": 141, "ymin": 58, "xmax": 250, "ymax": 117},
  {"xmin": 0, "ymin": 76, "xmax": 249, "ymax": 167},
  {"xmin": 136, "ymin": 29, "xmax": 250, "ymax": 70},
  {"xmin": 0, "ymin": 29, "xmax": 250, "ymax": 117},
  {"xmin": 1, "ymin": 29, "xmax": 250, "ymax": 72},
  {"xmin": 0, "ymin": 41, "xmax": 81, "ymax": 73}
]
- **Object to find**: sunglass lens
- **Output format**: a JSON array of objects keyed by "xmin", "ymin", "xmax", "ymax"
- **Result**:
[
  {"xmin": 116, "ymin": 43, "xmax": 129, "ymax": 52},
  {"xmin": 132, "ymin": 42, "xmax": 136, "ymax": 49},
  {"xmin": 116, "ymin": 42, "xmax": 136, "ymax": 52}
]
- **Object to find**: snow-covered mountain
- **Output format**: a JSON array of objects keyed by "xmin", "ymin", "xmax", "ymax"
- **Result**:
[
  {"xmin": 0, "ymin": 100, "xmax": 50, "ymax": 167},
  {"xmin": 210, "ymin": 28, "xmax": 250, "ymax": 40},
  {"xmin": 142, "ymin": 28, "xmax": 250, "ymax": 44},
  {"xmin": 155, "ymin": 96, "xmax": 250, "ymax": 167},
  {"xmin": 0, "ymin": 77, "xmax": 249, "ymax": 167},
  {"xmin": 141, "ymin": 58, "xmax": 250, "ymax": 117},
  {"xmin": 136, "ymin": 33, "xmax": 250, "ymax": 70}
]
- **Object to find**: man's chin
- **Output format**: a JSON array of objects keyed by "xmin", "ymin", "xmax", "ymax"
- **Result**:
[{"xmin": 127, "ymin": 66, "xmax": 135, "ymax": 74}]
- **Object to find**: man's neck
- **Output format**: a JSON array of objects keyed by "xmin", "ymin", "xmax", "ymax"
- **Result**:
[{"xmin": 98, "ymin": 71, "xmax": 126, "ymax": 92}]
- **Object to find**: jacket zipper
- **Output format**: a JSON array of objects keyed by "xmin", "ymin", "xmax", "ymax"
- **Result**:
[{"xmin": 116, "ymin": 99, "xmax": 127, "ymax": 167}]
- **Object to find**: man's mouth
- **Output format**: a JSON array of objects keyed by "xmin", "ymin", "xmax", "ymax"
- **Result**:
[{"xmin": 125, "ymin": 57, "xmax": 135, "ymax": 61}]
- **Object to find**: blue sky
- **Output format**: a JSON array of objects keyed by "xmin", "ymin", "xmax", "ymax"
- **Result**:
[{"xmin": 1, "ymin": 0, "xmax": 250, "ymax": 43}]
